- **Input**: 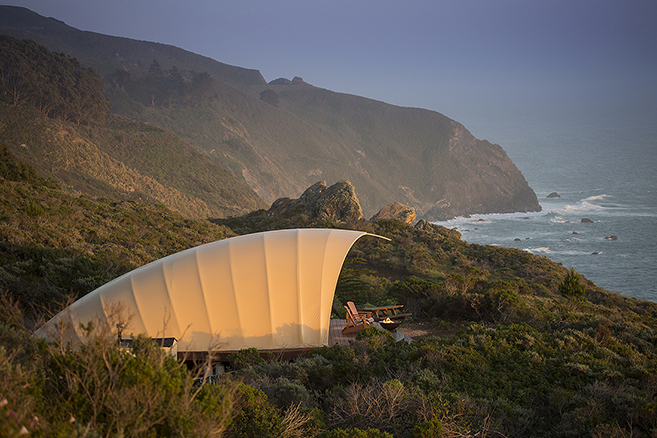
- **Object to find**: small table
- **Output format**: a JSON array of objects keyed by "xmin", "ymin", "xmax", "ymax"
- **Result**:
[{"xmin": 362, "ymin": 305, "xmax": 406, "ymax": 322}]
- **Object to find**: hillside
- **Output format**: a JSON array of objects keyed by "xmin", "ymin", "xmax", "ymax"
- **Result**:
[
  {"xmin": 1, "ymin": 150, "xmax": 656, "ymax": 437},
  {"xmin": 0, "ymin": 5, "xmax": 541, "ymax": 220},
  {"xmin": 0, "ymin": 5, "xmax": 265, "ymax": 88},
  {"xmin": 0, "ymin": 146, "xmax": 236, "ymax": 314},
  {"xmin": 0, "ymin": 103, "xmax": 267, "ymax": 218}
]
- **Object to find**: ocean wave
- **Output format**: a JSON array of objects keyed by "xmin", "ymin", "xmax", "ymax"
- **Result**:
[
  {"xmin": 528, "ymin": 247, "xmax": 552, "ymax": 254},
  {"xmin": 583, "ymin": 194, "xmax": 612, "ymax": 202},
  {"xmin": 436, "ymin": 210, "xmax": 550, "ymax": 227},
  {"xmin": 554, "ymin": 201, "xmax": 606, "ymax": 215},
  {"xmin": 525, "ymin": 247, "xmax": 597, "ymax": 256}
]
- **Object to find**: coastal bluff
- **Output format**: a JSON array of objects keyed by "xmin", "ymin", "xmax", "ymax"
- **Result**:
[{"xmin": 2, "ymin": 6, "xmax": 541, "ymax": 221}]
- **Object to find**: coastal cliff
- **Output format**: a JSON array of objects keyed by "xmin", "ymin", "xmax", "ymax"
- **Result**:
[{"xmin": 1, "ymin": 6, "xmax": 540, "ymax": 220}]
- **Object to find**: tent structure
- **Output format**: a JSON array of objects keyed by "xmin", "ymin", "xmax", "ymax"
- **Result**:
[{"xmin": 36, "ymin": 228, "xmax": 387, "ymax": 358}]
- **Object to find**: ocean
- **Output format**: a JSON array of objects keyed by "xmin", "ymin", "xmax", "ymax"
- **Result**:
[{"xmin": 435, "ymin": 105, "xmax": 657, "ymax": 302}]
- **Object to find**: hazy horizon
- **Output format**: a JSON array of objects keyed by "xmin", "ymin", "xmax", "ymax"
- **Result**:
[{"xmin": 3, "ymin": 0, "xmax": 657, "ymax": 139}]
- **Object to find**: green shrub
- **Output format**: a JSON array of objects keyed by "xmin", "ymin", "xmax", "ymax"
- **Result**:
[
  {"xmin": 226, "ymin": 383, "xmax": 285, "ymax": 438},
  {"xmin": 413, "ymin": 418, "xmax": 442, "ymax": 438},
  {"xmin": 228, "ymin": 347, "xmax": 267, "ymax": 370},
  {"xmin": 559, "ymin": 268, "xmax": 586, "ymax": 298},
  {"xmin": 40, "ymin": 333, "xmax": 237, "ymax": 437}
]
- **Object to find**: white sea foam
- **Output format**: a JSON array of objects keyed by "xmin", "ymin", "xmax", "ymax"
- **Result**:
[
  {"xmin": 528, "ymin": 247, "xmax": 552, "ymax": 254},
  {"xmin": 554, "ymin": 201, "xmax": 606, "ymax": 215},
  {"xmin": 583, "ymin": 194, "xmax": 612, "ymax": 202},
  {"xmin": 549, "ymin": 216, "xmax": 570, "ymax": 224},
  {"xmin": 526, "ymin": 247, "xmax": 596, "ymax": 256},
  {"xmin": 439, "ymin": 210, "xmax": 549, "ymax": 228}
]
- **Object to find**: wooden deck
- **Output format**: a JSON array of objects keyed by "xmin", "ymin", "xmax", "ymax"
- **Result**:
[{"xmin": 328, "ymin": 319, "xmax": 358, "ymax": 347}]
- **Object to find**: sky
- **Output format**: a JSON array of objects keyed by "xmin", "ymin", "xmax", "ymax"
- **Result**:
[{"xmin": 4, "ymin": 0, "xmax": 657, "ymax": 137}]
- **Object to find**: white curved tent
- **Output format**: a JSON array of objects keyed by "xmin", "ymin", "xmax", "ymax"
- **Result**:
[{"xmin": 36, "ymin": 228, "xmax": 386, "ymax": 354}]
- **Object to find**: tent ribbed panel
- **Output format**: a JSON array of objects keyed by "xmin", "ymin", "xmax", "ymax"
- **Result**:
[
  {"xmin": 263, "ymin": 229, "xmax": 302, "ymax": 347},
  {"xmin": 164, "ymin": 249, "xmax": 210, "ymax": 349},
  {"xmin": 196, "ymin": 237, "xmax": 241, "ymax": 351},
  {"xmin": 294, "ymin": 230, "xmax": 304, "ymax": 345},
  {"xmin": 229, "ymin": 234, "xmax": 272, "ymax": 349},
  {"xmin": 259, "ymin": 233, "xmax": 276, "ymax": 348},
  {"xmin": 298, "ymin": 230, "xmax": 330, "ymax": 345},
  {"xmin": 130, "ymin": 263, "xmax": 169, "ymax": 337},
  {"xmin": 159, "ymin": 256, "xmax": 183, "ymax": 340},
  {"xmin": 321, "ymin": 230, "xmax": 367, "ymax": 343},
  {"xmin": 36, "ymin": 229, "xmax": 384, "ymax": 352},
  {"xmin": 108, "ymin": 274, "xmax": 147, "ymax": 336},
  {"xmin": 68, "ymin": 287, "xmax": 107, "ymax": 342},
  {"xmin": 318, "ymin": 233, "xmax": 334, "ymax": 345},
  {"xmin": 192, "ymin": 249, "xmax": 214, "ymax": 344}
]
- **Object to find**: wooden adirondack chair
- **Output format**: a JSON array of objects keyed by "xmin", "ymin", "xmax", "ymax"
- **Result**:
[{"xmin": 342, "ymin": 301, "xmax": 375, "ymax": 335}]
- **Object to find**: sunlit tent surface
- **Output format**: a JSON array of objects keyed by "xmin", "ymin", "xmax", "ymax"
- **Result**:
[{"xmin": 36, "ymin": 228, "xmax": 384, "ymax": 353}]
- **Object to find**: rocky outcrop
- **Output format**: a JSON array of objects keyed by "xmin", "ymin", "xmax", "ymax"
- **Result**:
[
  {"xmin": 581, "ymin": 218, "xmax": 594, "ymax": 223},
  {"xmin": 268, "ymin": 76, "xmax": 307, "ymax": 86},
  {"xmin": 268, "ymin": 180, "xmax": 363, "ymax": 222},
  {"xmin": 414, "ymin": 219, "xmax": 462, "ymax": 239},
  {"xmin": 370, "ymin": 202, "xmax": 416, "ymax": 225},
  {"xmin": 547, "ymin": 192, "xmax": 561, "ymax": 198}
]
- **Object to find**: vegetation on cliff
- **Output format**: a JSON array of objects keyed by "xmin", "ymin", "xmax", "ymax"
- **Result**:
[
  {"xmin": 1, "ymin": 6, "xmax": 541, "ymax": 220},
  {"xmin": 0, "ymin": 146, "xmax": 235, "ymax": 315},
  {"xmin": 0, "ymin": 10, "xmax": 655, "ymax": 436},
  {"xmin": 0, "ymin": 35, "xmax": 110, "ymax": 125},
  {"xmin": 1, "ymin": 152, "xmax": 654, "ymax": 436}
]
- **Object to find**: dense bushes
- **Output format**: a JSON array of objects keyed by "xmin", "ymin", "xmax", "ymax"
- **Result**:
[
  {"xmin": 1, "ymin": 151, "xmax": 656, "ymax": 435},
  {"xmin": 0, "ymin": 318, "xmax": 238, "ymax": 437},
  {"xmin": 0, "ymin": 35, "xmax": 110, "ymax": 125},
  {"xmin": 227, "ymin": 319, "xmax": 656, "ymax": 437}
]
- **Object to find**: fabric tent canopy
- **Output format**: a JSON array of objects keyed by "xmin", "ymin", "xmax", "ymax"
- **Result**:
[{"xmin": 36, "ymin": 228, "xmax": 386, "ymax": 353}]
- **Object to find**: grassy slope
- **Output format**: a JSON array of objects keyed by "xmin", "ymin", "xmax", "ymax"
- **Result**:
[
  {"xmin": 0, "ymin": 103, "xmax": 267, "ymax": 218},
  {"xmin": 0, "ymin": 166, "xmax": 234, "ymax": 315},
  {"xmin": 0, "ymin": 150, "xmax": 655, "ymax": 436}
]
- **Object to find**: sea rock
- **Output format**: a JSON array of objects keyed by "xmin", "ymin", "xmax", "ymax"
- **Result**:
[
  {"xmin": 604, "ymin": 235, "xmax": 618, "ymax": 241},
  {"xmin": 268, "ymin": 180, "xmax": 363, "ymax": 222},
  {"xmin": 547, "ymin": 192, "xmax": 561, "ymax": 198},
  {"xmin": 414, "ymin": 219, "xmax": 462, "ymax": 239},
  {"xmin": 581, "ymin": 218, "xmax": 594, "ymax": 223},
  {"xmin": 370, "ymin": 202, "xmax": 416, "ymax": 225}
]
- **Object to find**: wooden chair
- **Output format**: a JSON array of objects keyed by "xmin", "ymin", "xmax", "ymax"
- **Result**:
[{"xmin": 342, "ymin": 301, "xmax": 375, "ymax": 335}]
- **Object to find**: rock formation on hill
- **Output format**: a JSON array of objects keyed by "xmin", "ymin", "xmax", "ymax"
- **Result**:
[
  {"xmin": 371, "ymin": 202, "xmax": 417, "ymax": 225},
  {"xmin": 414, "ymin": 219, "xmax": 462, "ymax": 239},
  {"xmin": 268, "ymin": 181, "xmax": 363, "ymax": 222}
]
